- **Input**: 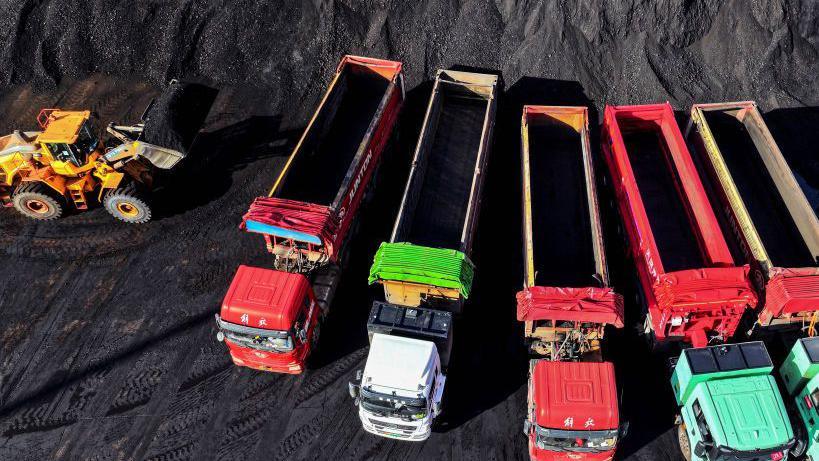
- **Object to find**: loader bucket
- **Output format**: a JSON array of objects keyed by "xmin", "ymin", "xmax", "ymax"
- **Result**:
[{"xmin": 134, "ymin": 142, "xmax": 186, "ymax": 170}]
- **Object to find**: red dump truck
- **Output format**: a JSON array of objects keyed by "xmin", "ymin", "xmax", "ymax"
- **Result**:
[
  {"xmin": 686, "ymin": 102, "xmax": 819, "ymax": 332},
  {"xmin": 215, "ymin": 56, "xmax": 404, "ymax": 373},
  {"xmin": 518, "ymin": 106, "xmax": 627, "ymax": 460},
  {"xmin": 601, "ymin": 103, "xmax": 757, "ymax": 348}
]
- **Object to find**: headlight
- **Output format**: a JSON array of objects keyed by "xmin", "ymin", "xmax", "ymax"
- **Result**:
[
  {"xmin": 410, "ymin": 412, "xmax": 426, "ymax": 420},
  {"xmin": 269, "ymin": 336, "xmax": 293, "ymax": 350}
]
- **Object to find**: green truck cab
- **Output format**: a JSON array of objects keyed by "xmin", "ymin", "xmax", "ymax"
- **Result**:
[
  {"xmin": 671, "ymin": 342, "xmax": 795, "ymax": 461},
  {"xmin": 780, "ymin": 337, "xmax": 819, "ymax": 460}
]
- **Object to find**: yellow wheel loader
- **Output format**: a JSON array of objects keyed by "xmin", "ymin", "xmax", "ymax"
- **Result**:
[{"xmin": 0, "ymin": 80, "xmax": 215, "ymax": 223}]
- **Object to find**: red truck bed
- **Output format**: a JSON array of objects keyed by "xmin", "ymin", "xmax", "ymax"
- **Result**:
[
  {"xmin": 242, "ymin": 56, "xmax": 403, "ymax": 264},
  {"xmin": 602, "ymin": 103, "xmax": 756, "ymax": 347}
]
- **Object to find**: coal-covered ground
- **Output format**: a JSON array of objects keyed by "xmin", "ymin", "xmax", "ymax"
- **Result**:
[{"xmin": 0, "ymin": 1, "xmax": 818, "ymax": 460}]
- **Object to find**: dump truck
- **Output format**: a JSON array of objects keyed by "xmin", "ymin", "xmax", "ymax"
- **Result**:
[
  {"xmin": 779, "ymin": 336, "xmax": 819, "ymax": 459},
  {"xmin": 686, "ymin": 102, "xmax": 819, "ymax": 333},
  {"xmin": 672, "ymin": 341, "xmax": 795, "ymax": 461},
  {"xmin": 517, "ymin": 106, "xmax": 628, "ymax": 460},
  {"xmin": 214, "ymin": 55, "xmax": 404, "ymax": 374},
  {"xmin": 601, "ymin": 103, "xmax": 757, "ymax": 348},
  {"xmin": 0, "ymin": 80, "xmax": 215, "ymax": 223},
  {"xmin": 349, "ymin": 69, "xmax": 498, "ymax": 441}
]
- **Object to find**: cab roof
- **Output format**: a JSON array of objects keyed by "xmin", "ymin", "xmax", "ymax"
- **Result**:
[
  {"xmin": 532, "ymin": 361, "xmax": 619, "ymax": 431},
  {"xmin": 702, "ymin": 374, "xmax": 793, "ymax": 451},
  {"xmin": 38, "ymin": 110, "xmax": 91, "ymax": 144},
  {"xmin": 363, "ymin": 333, "xmax": 435, "ymax": 397},
  {"xmin": 220, "ymin": 265, "xmax": 311, "ymax": 331}
]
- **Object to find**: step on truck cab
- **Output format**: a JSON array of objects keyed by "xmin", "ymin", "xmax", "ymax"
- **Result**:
[
  {"xmin": 215, "ymin": 56, "xmax": 404, "ymax": 374},
  {"xmin": 672, "ymin": 342, "xmax": 795, "ymax": 461},
  {"xmin": 780, "ymin": 337, "xmax": 819, "ymax": 459},
  {"xmin": 350, "ymin": 69, "xmax": 498, "ymax": 441},
  {"xmin": 517, "ymin": 106, "xmax": 627, "ymax": 461},
  {"xmin": 686, "ymin": 102, "xmax": 819, "ymax": 331},
  {"xmin": 601, "ymin": 103, "xmax": 757, "ymax": 348}
]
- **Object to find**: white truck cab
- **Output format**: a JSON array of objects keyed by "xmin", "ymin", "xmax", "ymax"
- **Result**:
[{"xmin": 349, "ymin": 303, "xmax": 452, "ymax": 441}]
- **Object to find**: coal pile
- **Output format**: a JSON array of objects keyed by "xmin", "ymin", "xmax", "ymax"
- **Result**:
[
  {"xmin": 141, "ymin": 81, "xmax": 218, "ymax": 154},
  {"xmin": 0, "ymin": 1, "xmax": 817, "ymax": 461}
]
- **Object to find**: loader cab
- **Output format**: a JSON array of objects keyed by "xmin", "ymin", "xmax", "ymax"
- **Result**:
[
  {"xmin": 215, "ymin": 265, "xmax": 319, "ymax": 374},
  {"xmin": 524, "ymin": 360, "xmax": 624, "ymax": 460},
  {"xmin": 37, "ymin": 110, "xmax": 100, "ymax": 169}
]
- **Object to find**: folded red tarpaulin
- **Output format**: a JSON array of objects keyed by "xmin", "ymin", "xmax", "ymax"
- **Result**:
[
  {"xmin": 516, "ymin": 286, "xmax": 625, "ymax": 327},
  {"xmin": 760, "ymin": 267, "xmax": 819, "ymax": 324},
  {"xmin": 653, "ymin": 266, "xmax": 757, "ymax": 310},
  {"xmin": 240, "ymin": 197, "xmax": 340, "ymax": 256}
]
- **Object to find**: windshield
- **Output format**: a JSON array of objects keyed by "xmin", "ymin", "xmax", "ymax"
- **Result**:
[
  {"xmin": 535, "ymin": 426, "xmax": 618, "ymax": 453},
  {"xmin": 215, "ymin": 315, "xmax": 294, "ymax": 353},
  {"xmin": 360, "ymin": 386, "xmax": 428, "ymax": 421}
]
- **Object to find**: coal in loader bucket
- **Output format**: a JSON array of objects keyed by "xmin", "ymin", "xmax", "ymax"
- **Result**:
[{"xmin": 107, "ymin": 80, "xmax": 217, "ymax": 170}]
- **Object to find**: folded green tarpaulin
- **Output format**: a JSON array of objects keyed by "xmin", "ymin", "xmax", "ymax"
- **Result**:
[{"xmin": 368, "ymin": 242, "xmax": 475, "ymax": 298}]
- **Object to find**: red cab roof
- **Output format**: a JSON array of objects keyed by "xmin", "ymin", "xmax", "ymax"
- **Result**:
[
  {"xmin": 532, "ymin": 361, "xmax": 619, "ymax": 431},
  {"xmin": 220, "ymin": 265, "xmax": 310, "ymax": 331}
]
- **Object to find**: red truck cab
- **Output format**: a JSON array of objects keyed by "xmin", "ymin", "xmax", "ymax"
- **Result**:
[
  {"xmin": 215, "ymin": 265, "xmax": 319, "ymax": 374},
  {"xmin": 526, "ymin": 361, "xmax": 622, "ymax": 461}
]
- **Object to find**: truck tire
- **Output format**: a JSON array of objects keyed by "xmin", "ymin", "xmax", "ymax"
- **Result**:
[
  {"xmin": 677, "ymin": 423, "xmax": 692, "ymax": 461},
  {"xmin": 12, "ymin": 182, "xmax": 65, "ymax": 220},
  {"xmin": 103, "ymin": 185, "xmax": 152, "ymax": 223}
]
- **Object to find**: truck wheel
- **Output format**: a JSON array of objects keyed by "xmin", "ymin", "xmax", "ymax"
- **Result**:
[
  {"xmin": 103, "ymin": 185, "xmax": 152, "ymax": 223},
  {"xmin": 12, "ymin": 182, "xmax": 65, "ymax": 220},
  {"xmin": 677, "ymin": 423, "xmax": 692, "ymax": 461}
]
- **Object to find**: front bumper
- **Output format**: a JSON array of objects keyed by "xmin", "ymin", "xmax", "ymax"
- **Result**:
[
  {"xmin": 360, "ymin": 410, "xmax": 431, "ymax": 441},
  {"xmin": 229, "ymin": 351, "xmax": 304, "ymax": 374}
]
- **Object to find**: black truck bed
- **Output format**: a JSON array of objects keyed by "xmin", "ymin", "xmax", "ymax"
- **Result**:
[
  {"xmin": 624, "ymin": 127, "xmax": 705, "ymax": 272},
  {"xmin": 704, "ymin": 111, "xmax": 815, "ymax": 267},
  {"xmin": 406, "ymin": 94, "xmax": 487, "ymax": 248},
  {"xmin": 529, "ymin": 120, "xmax": 597, "ymax": 287},
  {"xmin": 276, "ymin": 68, "xmax": 389, "ymax": 206}
]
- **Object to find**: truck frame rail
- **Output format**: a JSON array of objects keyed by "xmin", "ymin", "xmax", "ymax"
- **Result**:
[
  {"xmin": 602, "ymin": 103, "xmax": 756, "ymax": 347},
  {"xmin": 688, "ymin": 101, "xmax": 819, "ymax": 329}
]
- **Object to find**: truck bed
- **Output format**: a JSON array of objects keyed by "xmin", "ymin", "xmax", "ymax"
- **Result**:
[
  {"xmin": 529, "ymin": 119, "xmax": 597, "ymax": 287},
  {"xmin": 623, "ymin": 127, "xmax": 705, "ymax": 272},
  {"xmin": 405, "ymin": 94, "xmax": 487, "ymax": 249},
  {"xmin": 704, "ymin": 111, "xmax": 814, "ymax": 268},
  {"xmin": 276, "ymin": 68, "xmax": 389, "ymax": 206}
]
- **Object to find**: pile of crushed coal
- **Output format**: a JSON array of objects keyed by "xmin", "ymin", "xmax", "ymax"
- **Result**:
[{"xmin": 140, "ymin": 81, "xmax": 218, "ymax": 154}]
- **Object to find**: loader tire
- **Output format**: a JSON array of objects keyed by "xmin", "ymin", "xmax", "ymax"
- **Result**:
[
  {"xmin": 104, "ymin": 185, "xmax": 152, "ymax": 224},
  {"xmin": 12, "ymin": 182, "xmax": 65, "ymax": 220}
]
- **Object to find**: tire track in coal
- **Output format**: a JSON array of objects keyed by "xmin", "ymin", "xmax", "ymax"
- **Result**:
[
  {"xmin": 116, "ymin": 321, "xmax": 210, "ymax": 461},
  {"xmin": 250, "ymin": 347, "xmax": 369, "ymax": 461},
  {"xmin": 1, "ymin": 253, "xmax": 131, "ymax": 441},
  {"xmin": 0, "ymin": 260, "xmax": 80, "ymax": 409}
]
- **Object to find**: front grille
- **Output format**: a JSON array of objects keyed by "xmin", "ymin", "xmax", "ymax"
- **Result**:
[{"xmin": 369, "ymin": 419, "xmax": 416, "ymax": 432}]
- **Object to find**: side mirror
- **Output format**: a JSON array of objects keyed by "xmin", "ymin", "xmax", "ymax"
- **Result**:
[
  {"xmin": 216, "ymin": 331, "xmax": 224, "ymax": 342},
  {"xmin": 523, "ymin": 419, "xmax": 532, "ymax": 436},
  {"xmin": 296, "ymin": 328, "xmax": 307, "ymax": 343},
  {"xmin": 433, "ymin": 401, "xmax": 442, "ymax": 416},
  {"xmin": 619, "ymin": 421, "xmax": 630, "ymax": 438},
  {"xmin": 355, "ymin": 369, "xmax": 363, "ymax": 381},
  {"xmin": 348, "ymin": 381, "xmax": 360, "ymax": 400},
  {"xmin": 694, "ymin": 441, "xmax": 707, "ymax": 458}
]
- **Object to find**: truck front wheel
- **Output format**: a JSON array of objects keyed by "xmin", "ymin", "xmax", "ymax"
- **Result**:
[
  {"xmin": 12, "ymin": 182, "xmax": 65, "ymax": 220},
  {"xmin": 677, "ymin": 423, "xmax": 692, "ymax": 461},
  {"xmin": 103, "ymin": 185, "xmax": 152, "ymax": 223}
]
